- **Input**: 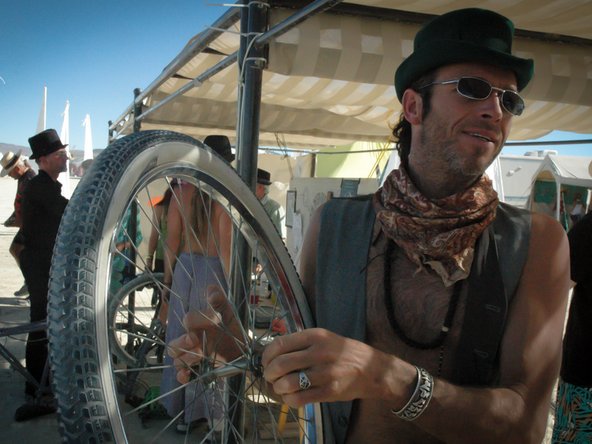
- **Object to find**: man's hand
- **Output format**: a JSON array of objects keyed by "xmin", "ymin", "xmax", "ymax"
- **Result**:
[
  {"xmin": 168, "ymin": 285, "xmax": 245, "ymax": 384},
  {"xmin": 261, "ymin": 328, "xmax": 392, "ymax": 408}
]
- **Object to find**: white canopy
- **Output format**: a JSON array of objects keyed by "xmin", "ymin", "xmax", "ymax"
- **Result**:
[
  {"xmin": 110, "ymin": 1, "xmax": 592, "ymax": 149},
  {"xmin": 529, "ymin": 155, "xmax": 592, "ymax": 221},
  {"xmin": 532, "ymin": 155, "xmax": 592, "ymax": 189}
]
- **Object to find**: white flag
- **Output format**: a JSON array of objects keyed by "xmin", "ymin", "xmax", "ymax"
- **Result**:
[
  {"xmin": 36, "ymin": 86, "xmax": 47, "ymax": 133},
  {"xmin": 82, "ymin": 114, "xmax": 93, "ymax": 160},
  {"xmin": 58, "ymin": 100, "xmax": 71, "ymax": 198}
]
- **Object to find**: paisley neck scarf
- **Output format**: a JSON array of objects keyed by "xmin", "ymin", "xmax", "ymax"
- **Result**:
[{"xmin": 373, "ymin": 166, "xmax": 499, "ymax": 287}]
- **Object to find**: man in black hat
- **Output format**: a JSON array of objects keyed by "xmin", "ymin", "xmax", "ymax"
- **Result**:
[
  {"xmin": 259, "ymin": 8, "xmax": 570, "ymax": 443},
  {"xmin": 171, "ymin": 8, "xmax": 569, "ymax": 442},
  {"xmin": 256, "ymin": 168, "xmax": 284, "ymax": 236},
  {"xmin": 15, "ymin": 129, "xmax": 69, "ymax": 421},
  {"xmin": 204, "ymin": 134, "xmax": 235, "ymax": 163}
]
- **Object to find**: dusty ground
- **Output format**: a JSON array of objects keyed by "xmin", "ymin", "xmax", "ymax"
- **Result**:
[{"xmin": 0, "ymin": 175, "xmax": 558, "ymax": 443}]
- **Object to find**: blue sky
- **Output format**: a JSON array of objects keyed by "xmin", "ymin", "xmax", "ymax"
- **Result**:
[
  {"xmin": 0, "ymin": 1, "xmax": 590, "ymax": 157},
  {"xmin": 0, "ymin": 0, "xmax": 226, "ymax": 150}
]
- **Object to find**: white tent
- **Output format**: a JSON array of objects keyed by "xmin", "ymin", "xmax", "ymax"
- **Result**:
[
  {"xmin": 109, "ymin": 1, "xmax": 592, "ymax": 151},
  {"xmin": 528, "ymin": 155, "xmax": 592, "ymax": 222}
]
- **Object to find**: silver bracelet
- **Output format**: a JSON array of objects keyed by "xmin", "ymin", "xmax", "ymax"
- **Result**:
[{"xmin": 392, "ymin": 366, "xmax": 434, "ymax": 421}]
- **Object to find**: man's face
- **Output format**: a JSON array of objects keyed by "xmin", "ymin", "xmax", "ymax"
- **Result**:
[
  {"xmin": 46, "ymin": 148, "xmax": 69, "ymax": 174},
  {"xmin": 255, "ymin": 183, "xmax": 266, "ymax": 200},
  {"xmin": 8, "ymin": 165, "xmax": 22, "ymax": 180},
  {"xmin": 412, "ymin": 62, "xmax": 517, "ymax": 179}
]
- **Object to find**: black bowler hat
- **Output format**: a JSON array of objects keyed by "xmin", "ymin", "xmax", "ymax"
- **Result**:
[
  {"xmin": 204, "ymin": 135, "xmax": 235, "ymax": 162},
  {"xmin": 28, "ymin": 129, "xmax": 68, "ymax": 160},
  {"xmin": 257, "ymin": 168, "xmax": 272, "ymax": 185},
  {"xmin": 394, "ymin": 8, "xmax": 534, "ymax": 101}
]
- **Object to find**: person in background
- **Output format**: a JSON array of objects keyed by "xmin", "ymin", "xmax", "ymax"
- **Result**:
[
  {"xmin": 204, "ymin": 134, "xmax": 235, "ymax": 166},
  {"xmin": 146, "ymin": 179, "xmax": 179, "ymax": 306},
  {"xmin": 110, "ymin": 203, "xmax": 144, "ymax": 295},
  {"xmin": 158, "ymin": 135, "xmax": 234, "ymax": 435},
  {"xmin": 552, "ymin": 211, "xmax": 592, "ymax": 443},
  {"xmin": 16, "ymin": 129, "xmax": 69, "ymax": 421},
  {"xmin": 256, "ymin": 168, "xmax": 284, "ymax": 236},
  {"xmin": 569, "ymin": 192, "xmax": 585, "ymax": 226},
  {"xmin": 169, "ymin": 9, "xmax": 569, "ymax": 443},
  {"xmin": 1, "ymin": 150, "xmax": 36, "ymax": 297}
]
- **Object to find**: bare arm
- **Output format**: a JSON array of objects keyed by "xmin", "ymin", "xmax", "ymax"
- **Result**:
[
  {"xmin": 263, "ymin": 211, "xmax": 569, "ymax": 443},
  {"xmin": 214, "ymin": 202, "xmax": 232, "ymax": 277},
  {"xmin": 147, "ymin": 205, "xmax": 163, "ymax": 270},
  {"xmin": 158, "ymin": 187, "xmax": 190, "ymax": 324}
]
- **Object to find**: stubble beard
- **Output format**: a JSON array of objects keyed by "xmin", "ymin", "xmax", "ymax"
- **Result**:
[{"xmin": 418, "ymin": 118, "xmax": 496, "ymax": 180}]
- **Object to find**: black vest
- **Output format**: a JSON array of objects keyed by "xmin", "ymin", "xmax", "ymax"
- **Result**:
[{"xmin": 315, "ymin": 196, "xmax": 530, "ymax": 444}]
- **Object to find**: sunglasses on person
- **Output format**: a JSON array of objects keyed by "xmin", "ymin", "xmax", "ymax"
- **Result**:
[{"xmin": 419, "ymin": 77, "xmax": 525, "ymax": 116}]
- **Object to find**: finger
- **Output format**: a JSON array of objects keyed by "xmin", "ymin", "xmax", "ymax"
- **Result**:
[
  {"xmin": 270, "ymin": 369, "xmax": 316, "ymax": 396},
  {"xmin": 183, "ymin": 308, "xmax": 222, "ymax": 331},
  {"xmin": 261, "ymin": 330, "xmax": 315, "ymax": 367},
  {"xmin": 168, "ymin": 331, "xmax": 200, "ymax": 358},
  {"xmin": 176, "ymin": 367, "xmax": 192, "ymax": 385},
  {"xmin": 280, "ymin": 387, "xmax": 326, "ymax": 408},
  {"xmin": 262, "ymin": 342, "xmax": 317, "ymax": 383},
  {"xmin": 206, "ymin": 284, "xmax": 235, "ymax": 324},
  {"xmin": 173, "ymin": 351, "xmax": 202, "ymax": 371}
]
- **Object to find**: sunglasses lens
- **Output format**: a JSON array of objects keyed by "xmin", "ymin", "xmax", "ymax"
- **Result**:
[
  {"xmin": 502, "ymin": 91, "xmax": 524, "ymax": 116},
  {"xmin": 457, "ymin": 77, "xmax": 491, "ymax": 100},
  {"xmin": 458, "ymin": 77, "xmax": 524, "ymax": 116}
]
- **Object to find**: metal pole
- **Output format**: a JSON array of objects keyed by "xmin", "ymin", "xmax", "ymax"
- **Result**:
[
  {"xmin": 108, "ymin": 120, "xmax": 113, "ymax": 145},
  {"xmin": 136, "ymin": 52, "xmax": 238, "ymax": 123},
  {"xmin": 226, "ymin": 2, "xmax": 269, "ymax": 442},
  {"xmin": 133, "ymin": 88, "xmax": 142, "ymax": 133},
  {"xmin": 236, "ymin": 0, "xmax": 268, "ymax": 188}
]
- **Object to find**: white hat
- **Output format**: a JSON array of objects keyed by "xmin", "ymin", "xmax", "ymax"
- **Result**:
[{"xmin": 1, "ymin": 150, "xmax": 23, "ymax": 177}]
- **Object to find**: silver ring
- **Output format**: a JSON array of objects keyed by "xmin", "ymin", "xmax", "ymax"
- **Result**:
[{"xmin": 298, "ymin": 370, "xmax": 311, "ymax": 390}]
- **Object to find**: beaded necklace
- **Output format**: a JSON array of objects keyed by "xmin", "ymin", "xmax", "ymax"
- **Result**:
[{"xmin": 383, "ymin": 239, "xmax": 462, "ymax": 376}]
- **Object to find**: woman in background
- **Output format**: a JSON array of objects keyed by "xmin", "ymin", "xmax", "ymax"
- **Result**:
[{"xmin": 158, "ymin": 179, "xmax": 232, "ymax": 434}]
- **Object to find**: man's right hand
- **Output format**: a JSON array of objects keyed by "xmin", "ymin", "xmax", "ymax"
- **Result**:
[{"xmin": 168, "ymin": 285, "xmax": 245, "ymax": 384}]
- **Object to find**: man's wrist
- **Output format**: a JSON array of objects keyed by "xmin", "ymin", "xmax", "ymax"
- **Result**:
[{"xmin": 391, "ymin": 366, "xmax": 434, "ymax": 421}]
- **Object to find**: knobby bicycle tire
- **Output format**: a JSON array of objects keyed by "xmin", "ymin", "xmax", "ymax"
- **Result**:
[{"xmin": 47, "ymin": 130, "xmax": 322, "ymax": 443}]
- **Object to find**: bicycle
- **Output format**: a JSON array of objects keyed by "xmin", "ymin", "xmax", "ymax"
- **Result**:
[
  {"xmin": 0, "ymin": 320, "xmax": 56, "ymax": 418},
  {"xmin": 47, "ymin": 131, "xmax": 321, "ymax": 443}
]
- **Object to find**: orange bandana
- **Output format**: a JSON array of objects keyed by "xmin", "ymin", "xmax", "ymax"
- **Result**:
[{"xmin": 373, "ymin": 166, "xmax": 498, "ymax": 286}]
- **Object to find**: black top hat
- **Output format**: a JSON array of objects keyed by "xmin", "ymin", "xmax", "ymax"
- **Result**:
[
  {"xmin": 204, "ymin": 135, "xmax": 235, "ymax": 162},
  {"xmin": 257, "ymin": 168, "xmax": 272, "ymax": 185},
  {"xmin": 394, "ymin": 8, "xmax": 534, "ymax": 101},
  {"xmin": 28, "ymin": 129, "xmax": 68, "ymax": 160}
]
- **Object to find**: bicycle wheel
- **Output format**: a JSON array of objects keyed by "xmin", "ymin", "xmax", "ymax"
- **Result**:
[
  {"xmin": 109, "ymin": 272, "xmax": 165, "ymax": 368},
  {"xmin": 48, "ymin": 130, "xmax": 322, "ymax": 443}
]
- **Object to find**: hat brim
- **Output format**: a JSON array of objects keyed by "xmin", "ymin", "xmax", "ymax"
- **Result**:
[
  {"xmin": 257, "ymin": 179, "xmax": 272, "ymax": 186},
  {"xmin": 1, "ymin": 150, "xmax": 23, "ymax": 177},
  {"xmin": 395, "ymin": 40, "xmax": 534, "ymax": 101},
  {"xmin": 29, "ymin": 143, "xmax": 68, "ymax": 160}
]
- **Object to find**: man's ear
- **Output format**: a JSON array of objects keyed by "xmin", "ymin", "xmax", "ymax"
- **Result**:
[{"xmin": 402, "ymin": 89, "xmax": 423, "ymax": 125}]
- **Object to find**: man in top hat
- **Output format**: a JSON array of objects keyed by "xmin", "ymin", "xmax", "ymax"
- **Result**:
[
  {"xmin": 256, "ymin": 168, "xmax": 284, "ymax": 236},
  {"xmin": 204, "ymin": 134, "xmax": 235, "ymax": 163},
  {"xmin": 15, "ymin": 129, "xmax": 69, "ymax": 421},
  {"xmin": 1, "ymin": 150, "xmax": 37, "ymax": 297},
  {"xmin": 169, "ymin": 8, "xmax": 569, "ymax": 443}
]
